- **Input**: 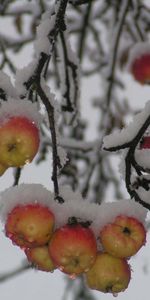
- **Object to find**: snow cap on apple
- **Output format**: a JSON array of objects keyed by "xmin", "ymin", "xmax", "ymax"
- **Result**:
[
  {"xmin": 127, "ymin": 42, "xmax": 150, "ymax": 84},
  {"xmin": 0, "ymin": 184, "xmax": 147, "ymax": 251},
  {"xmin": 0, "ymin": 184, "xmax": 56, "ymax": 248},
  {"xmin": 49, "ymin": 186, "xmax": 147, "ymax": 240},
  {"xmin": 0, "ymin": 98, "xmax": 41, "ymax": 128},
  {"xmin": 0, "ymin": 184, "xmax": 55, "ymax": 223}
]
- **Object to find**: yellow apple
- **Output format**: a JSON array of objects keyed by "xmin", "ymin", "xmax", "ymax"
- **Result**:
[
  {"xmin": 85, "ymin": 252, "xmax": 131, "ymax": 294},
  {"xmin": 25, "ymin": 246, "xmax": 56, "ymax": 272},
  {"xmin": 5, "ymin": 204, "xmax": 55, "ymax": 248},
  {"xmin": 0, "ymin": 162, "xmax": 8, "ymax": 176},
  {"xmin": 0, "ymin": 116, "xmax": 40, "ymax": 167},
  {"xmin": 100, "ymin": 215, "xmax": 146, "ymax": 258},
  {"xmin": 49, "ymin": 223, "xmax": 97, "ymax": 276}
]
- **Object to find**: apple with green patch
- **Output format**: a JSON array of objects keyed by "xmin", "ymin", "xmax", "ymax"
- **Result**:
[
  {"xmin": 25, "ymin": 246, "xmax": 56, "ymax": 272},
  {"xmin": 85, "ymin": 252, "xmax": 131, "ymax": 294},
  {"xmin": 5, "ymin": 203, "xmax": 55, "ymax": 248},
  {"xmin": 0, "ymin": 116, "xmax": 40, "ymax": 168},
  {"xmin": 100, "ymin": 215, "xmax": 146, "ymax": 258},
  {"xmin": 49, "ymin": 223, "xmax": 97, "ymax": 276}
]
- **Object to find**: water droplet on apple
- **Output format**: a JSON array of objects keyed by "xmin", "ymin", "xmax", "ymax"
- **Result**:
[
  {"xmin": 59, "ymin": 266, "xmax": 64, "ymax": 271},
  {"xmin": 20, "ymin": 246, "xmax": 26, "ymax": 251},
  {"xmin": 68, "ymin": 273, "xmax": 76, "ymax": 280},
  {"xmin": 25, "ymin": 159, "xmax": 30, "ymax": 164}
]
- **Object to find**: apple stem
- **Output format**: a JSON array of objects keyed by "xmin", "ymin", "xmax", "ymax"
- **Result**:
[{"xmin": 68, "ymin": 216, "xmax": 92, "ymax": 227}]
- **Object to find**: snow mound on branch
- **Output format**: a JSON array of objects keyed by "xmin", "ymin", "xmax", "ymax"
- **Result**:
[
  {"xmin": 0, "ymin": 184, "xmax": 147, "ymax": 238},
  {"xmin": 0, "ymin": 71, "xmax": 17, "ymax": 99},
  {"xmin": 127, "ymin": 42, "xmax": 150, "ymax": 71},
  {"xmin": 135, "ymin": 149, "xmax": 150, "ymax": 169},
  {"xmin": 0, "ymin": 97, "xmax": 41, "ymax": 128},
  {"xmin": 136, "ymin": 185, "xmax": 150, "ymax": 205},
  {"xmin": 15, "ymin": 60, "xmax": 38, "ymax": 97},
  {"xmin": 103, "ymin": 101, "xmax": 150, "ymax": 149},
  {"xmin": 34, "ymin": 10, "xmax": 55, "ymax": 57}
]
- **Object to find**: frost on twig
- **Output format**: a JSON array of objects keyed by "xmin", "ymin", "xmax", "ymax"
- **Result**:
[{"xmin": 104, "ymin": 102, "xmax": 150, "ymax": 210}]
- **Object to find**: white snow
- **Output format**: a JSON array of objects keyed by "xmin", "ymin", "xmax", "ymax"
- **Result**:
[
  {"xmin": 0, "ymin": 184, "xmax": 147, "ymax": 240},
  {"xmin": 0, "ymin": 71, "xmax": 17, "ymax": 99},
  {"xmin": 15, "ymin": 59, "xmax": 38, "ymax": 97},
  {"xmin": 57, "ymin": 146, "xmax": 68, "ymax": 168},
  {"xmin": 135, "ymin": 149, "xmax": 150, "ymax": 169},
  {"xmin": 34, "ymin": 11, "xmax": 55, "ymax": 57},
  {"xmin": 136, "ymin": 186, "xmax": 150, "ymax": 206},
  {"xmin": 0, "ymin": 97, "xmax": 41, "ymax": 128},
  {"xmin": 103, "ymin": 101, "xmax": 150, "ymax": 149},
  {"xmin": 34, "ymin": 37, "xmax": 51, "ymax": 57},
  {"xmin": 0, "ymin": 183, "xmax": 54, "ymax": 223}
]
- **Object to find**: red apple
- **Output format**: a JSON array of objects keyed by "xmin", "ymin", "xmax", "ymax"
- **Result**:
[
  {"xmin": 5, "ymin": 204, "xmax": 55, "ymax": 248},
  {"xmin": 140, "ymin": 136, "xmax": 150, "ymax": 149},
  {"xmin": 100, "ymin": 215, "xmax": 146, "ymax": 258},
  {"xmin": 0, "ymin": 116, "xmax": 40, "ymax": 167},
  {"xmin": 49, "ymin": 223, "xmax": 97, "ymax": 276},
  {"xmin": 25, "ymin": 246, "xmax": 56, "ymax": 272},
  {"xmin": 85, "ymin": 252, "xmax": 131, "ymax": 294},
  {"xmin": 131, "ymin": 53, "xmax": 150, "ymax": 84}
]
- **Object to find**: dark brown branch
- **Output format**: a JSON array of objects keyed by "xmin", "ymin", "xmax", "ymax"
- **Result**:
[{"xmin": 0, "ymin": 262, "xmax": 30, "ymax": 283}]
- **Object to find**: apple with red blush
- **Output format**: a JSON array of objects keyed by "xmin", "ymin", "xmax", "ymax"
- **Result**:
[
  {"xmin": 49, "ymin": 222, "xmax": 97, "ymax": 276},
  {"xmin": 0, "ymin": 116, "xmax": 40, "ymax": 168},
  {"xmin": 100, "ymin": 215, "xmax": 146, "ymax": 258},
  {"xmin": 5, "ymin": 203, "xmax": 55, "ymax": 248}
]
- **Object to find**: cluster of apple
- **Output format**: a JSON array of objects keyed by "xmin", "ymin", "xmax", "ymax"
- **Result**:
[
  {"xmin": 4, "ymin": 193, "xmax": 146, "ymax": 296},
  {"xmin": 0, "ymin": 99, "xmax": 40, "ymax": 175}
]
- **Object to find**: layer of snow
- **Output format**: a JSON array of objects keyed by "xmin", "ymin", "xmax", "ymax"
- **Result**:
[
  {"xmin": 0, "ymin": 184, "xmax": 54, "ymax": 223},
  {"xmin": 34, "ymin": 37, "xmax": 51, "ymax": 57},
  {"xmin": 0, "ymin": 184, "xmax": 147, "ymax": 240},
  {"xmin": 34, "ymin": 11, "xmax": 55, "ymax": 57},
  {"xmin": 0, "ymin": 71, "xmax": 17, "ymax": 99},
  {"xmin": 103, "ymin": 101, "xmax": 150, "ymax": 149},
  {"xmin": 15, "ymin": 60, "xmax": 38, "ymax": 97},
  {"xmin": 0, "ymin": 97, "xmax": 42, "ymax": 128},
  {"xmin": 135, "ymin": 149, "xmax": 150, "ymax": 169},
  {"xmin": 57, "ymin": 146, "xmax": 68, "ymax": 167},
  {"xmin": 136, "ymin": 186, "xmax": 150, "ymax": 206}
]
